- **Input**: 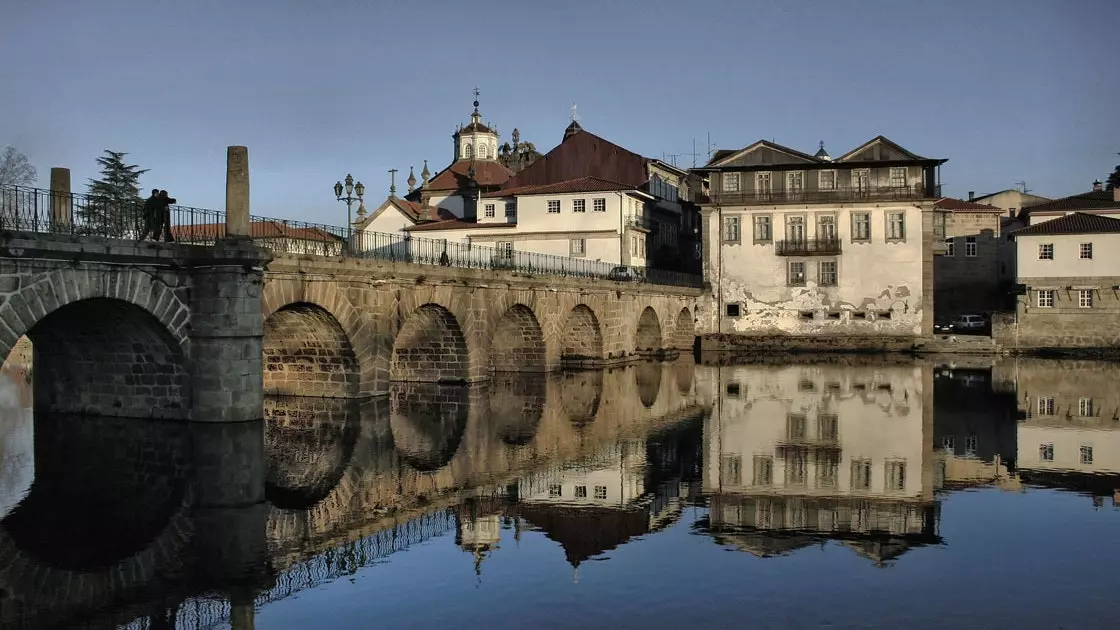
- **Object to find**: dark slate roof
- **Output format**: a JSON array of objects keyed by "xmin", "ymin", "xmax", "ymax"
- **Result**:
[
  {"xmin": 1009, "ymin": 212, "xmax": 1120, "ymax": 237},
  {"xmin": 482, "ymin": 176, "xmax": 638, "ymax": 198},
  {"xmin": 1025, "ymin": 190, "xmax": 1120, "ymax": 214},
  {"xmin": 934, "ymin": 197, "xmax": 1002, "ymax": 212}
]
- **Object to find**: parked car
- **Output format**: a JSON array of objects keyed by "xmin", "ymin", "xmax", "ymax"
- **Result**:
[
  {"xmin": 934, "ymin": 320, "xmax": 954, "ymax": 334},
  {"xmin": 952, "ymin": 313, "xmax": 988, "ymax": 331},
  {"xmin": 607, "ymin": 266, "xmax": 641, "ymax": 282}
]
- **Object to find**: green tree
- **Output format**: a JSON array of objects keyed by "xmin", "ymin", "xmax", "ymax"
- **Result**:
[
  {"xmin": 1106, "ymin": 164, "xmax": 1120, "ymax": 191},
  {"xmin": 83, "ymin": 150, "xmax": 148, "ymax": 237}
]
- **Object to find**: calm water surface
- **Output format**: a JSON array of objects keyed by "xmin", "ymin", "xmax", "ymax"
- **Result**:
[{"xmin": 0, "ymin": 357, "xmax": 1118, "ymax": 629}]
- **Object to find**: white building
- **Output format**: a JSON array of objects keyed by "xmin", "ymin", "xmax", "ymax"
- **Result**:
[{"xmin": 693, "ymin": 137, "xmax": 947, "ymax": 348}]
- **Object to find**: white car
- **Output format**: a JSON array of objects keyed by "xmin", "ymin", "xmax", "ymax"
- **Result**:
[{"xmin": 953, "ymin": 314, "xmax": 988, "ymax": 330}]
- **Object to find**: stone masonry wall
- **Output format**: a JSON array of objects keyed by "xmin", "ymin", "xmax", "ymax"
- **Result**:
[
  {"xmin": 993, "ymin": 276, "xmax": 1120, "ymax": 349},
  {"xmin": 264, "ymin": 304, "xmax": 359, "ymax": 397}
]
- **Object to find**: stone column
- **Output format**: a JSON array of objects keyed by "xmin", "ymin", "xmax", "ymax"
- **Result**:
[
  {"xmin": 226, "ymin": 146, "xmax": 250, "ymax": 237},
  {"xmin": 49, "ymin": 167, "xmax": 72, "ymax": 232}
]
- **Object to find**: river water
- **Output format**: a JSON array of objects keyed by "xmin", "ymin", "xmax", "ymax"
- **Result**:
[{"xmin": 0, "ymin": 357, "xmax": 1118, "ymax": 629}]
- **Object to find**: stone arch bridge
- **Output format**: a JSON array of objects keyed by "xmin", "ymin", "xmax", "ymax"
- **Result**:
[{"xmin": 0, "ymin": 233, "xmax": 703, "ymax": 420}]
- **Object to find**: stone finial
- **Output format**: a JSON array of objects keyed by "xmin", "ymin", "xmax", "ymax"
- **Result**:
[
  {"xmin": 225, "ymin": 146, "xmax": 250, "ymax": 237},
  {"xmin": 49, "ymin": 167, "xmax": 72, "ymax": 231},
  {"xmin": 356, "ymin": 201, "xmax": 367, "ymax": 218},
  {"xmin": 512, "ymin": 128, "xmax": 520, "ymax": 145},
  {"xmin": 407, "ymin": 165, "xmax": 417, "ymax": 193},
  {"xmin": 421, "ymin": 160, "xmax": 430, "ymax": 185}
]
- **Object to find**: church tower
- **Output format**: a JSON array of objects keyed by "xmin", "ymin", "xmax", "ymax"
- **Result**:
[{"xmin": 452, "ymin": 89, "xmax": 499, "ymax": 163}]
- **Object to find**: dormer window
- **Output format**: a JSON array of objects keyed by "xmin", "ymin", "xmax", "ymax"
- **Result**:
[{"xmin": 464, "ymin": 144, "xmax": 473, "ymax": 159}]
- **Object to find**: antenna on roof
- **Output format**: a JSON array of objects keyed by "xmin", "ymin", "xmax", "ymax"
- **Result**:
[
  {"xmin": 706, "ymin": 132, "xmax": 715, "ymax": 162},
  {"xmin": 1015, "ymin": 180, "xmax": 1031, "ymax": 194}
]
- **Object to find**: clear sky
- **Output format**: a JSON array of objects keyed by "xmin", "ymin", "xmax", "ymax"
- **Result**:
[{"xmin": 2, "ymin": 0, "xmax": 1116, "ymax": 225}]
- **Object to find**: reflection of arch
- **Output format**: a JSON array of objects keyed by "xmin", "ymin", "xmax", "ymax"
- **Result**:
[
  {"xmin": 491, "ymin": 305, "xmax": 545, "ymax": 372},
  {"xmin": 392, "ymin": 304, "xmax": 469, "ymax": 383},
  {"xmin": 560, "ymin": 370, "xmax": 604, "ymax": 428},
  {"xmin": 636, "ymin": 361, "xmax": 661, "ymax": 408},
  {"xmin": 26, "ymin": 298, "xmax": 188, "ymax": 419},
  {"xmin": 264, "ymin": 396, "xmax": 361, "ymax": 510},
  {"xmin": 673, "ymin": 307, "xmax": 694, "ymax": 350},
  {"xmin": 560, "ymin": 305, "xmax": 603, "ymax": 361},
  {"xmin": 488, "ymin": 373, "xmax": 546, "ymax": 446},
  {"xmin": 673, "ymin": 358, "xmax": 695, "ymax": 395},
  {"xmin": 635, "ymin": 307, "xmax": 662, "ymax": 354},
  {"xmin": 263, "ymin": 303, "xmax": 359, "ymax": 397},
  {"xmin": 389, "ymin": 383, "xmax": 469, "ymax": 471}
]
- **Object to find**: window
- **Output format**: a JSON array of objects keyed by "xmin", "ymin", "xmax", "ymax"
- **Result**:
[
  {"xmin": 816, "ymin": 456, "xmax": 839, "ymax": 488},
  {"xmin": 852, "ymin": 459, "xmax": 872, "ymax": 490},
  {"xmin": 942, "ymin": 436, "xmax": 955, "ymax": 452},
  {"xmin": 723, "ymin": 216, "xmax": 741, "ymax": 243},
  {"xmin": 817, "ymin": 215, "xmax": 837, "ymax": 241},
  {"xmin": 573, "ymin": 199, "xmax": 586, "ymax": 213},
  {"xmin": 945, "ymin": 238, "xmax": 955, "ymax": 256},
  {"xmin": 477, "ymin": 143, "xmax": 489, "ymax": 159},
  {"xmin": 1039, "ymin": 443, "xmax": 1054, "ymax": 461},
  {"xmin": 548, "ymin": 484, "xmax": 562, "ymax": 497},
  {"xmin": 594, "ymin": 486, "xmax": 607, "ymax": 500},
  {"xmin": 592, "ymin": 198, "xmax": 606, "ymax": 212},
  {"xmin": 464, "ymin": 144, "xmax": 473, "ymax": 159},
  {"xmin": 1038, "ymin": 243, "xmax": 1053, "ymax": 260},
  {"xmin": 1080, "ymin": 445, "xmax": 1094, "ymax": 465},
  {"xmin": 1080, "ymin": 242, "xmax": 1093, "ymax": 259},
  {"xmin": 755, "ymin": 172, "xmax": 772, "ymax": 195},
  {"xmin": 965, "ymin": 435, "xmax": 978, "ymax": 456},
  {"xmin": 505, "ymin": 202, "xmax": 516, "ymax": 219},
  {"xmin": 722, "ymin": 455, "xmax": 743, "ymax": 485},
  {"xmin": 818, "ymin": 414, "xmax": 838, "ymax": 441},
  {"xmin": 752, "ymin": 456, "xmax": 774, "ymax": 486},
  {"xmin": 725, "ymin": 382, "xmax": 741, "ymax": 397},
  {"xmin": 886, "ymin": 461, "xmax": 906, "ymax": 492},
  {"xmin": 819, "ymin": 261, "xmax": 837, "ymax": 286},
  {"xmin": 787, "ymin": 215, "xmax": 805, "ymax": 241},
  {"xmin": 725, "ymin": 303, "xmax": 741, "ymax": 317},
  {"xmin": 887, "ymin": 212, "xmax": 905, "ymax": 240},
  {"xmin": 497, "ymin": 241, "xmax": 513, "ymax": 261},
  {"xmin": 753, "ymin": 215, "xmax": 772, "ymax": 242},
  {"xmin": 786, "ymin": 451, "xmax": 807, "ymax": 486},
  {"xmin": 965, "ymin": 236, "xmax": 977, "ymax": 257},
  {"xmin": 819, "ymin": 170, "xmax": 837, "ymax": 191},
  {"xmin": 547, "ymin": 200, "xmax": 560, "ymax": 214},
  {"xmin": 889, "ymin": 167, "xmax": 906, "ymax": 188},
  {"xmin": 1079, "ymin": 397, "xmax": 1095, "ymax": 417},
  {"xmin": 1037, "ymin": 396, "xmax": 1055, "ymax": 416},
  {"xmin": 484, "ymin": 203, "xmax": 495, "ymax": 218},
  {"xmin": 575, "ymin": 485, "xmax": 587, "ymax": 498},
  {"xmin": 637, "ymin": 237, "xmax": 645, "ymax": 257},
  {"xmin": 851, "ymin": 213, "xmax": 871, "ymax": 241},
  {"xmin": 723, "ymin": 172, "xmax": 740, "ymax": 192},
  {"xmin": 1079, "ymin": 289, "xmax": 1093, "ymax": 308},
  {"xmin": 786, "ymin": 171, "xmax": 804, "ymax": 198},
  {"xmin": 787, "ymin": 413, "xmax": 807, "ymax": 440},
  {"xmin": 570, "ymin": 238, "xmax": 586, "ymax": 256},
  {"xmin": 851, "ymin": 169, "xmax": 870, "ymax": 193},
  {"xmin": 788, "ymin": 261, "xmax": 806, "ymax": 286},
  {"xmin": 1036, "ymin": 290, "xmax": 1055, "ymax": 308}
]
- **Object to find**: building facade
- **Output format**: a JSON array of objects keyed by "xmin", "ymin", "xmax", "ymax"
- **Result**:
[
  {"xmin": 694, "ymin": 136, "xmax": 946, "ymax": 348},
  {"xmin": 933, "ymin": 197, "xmax": 1005, "ymax": 318}
]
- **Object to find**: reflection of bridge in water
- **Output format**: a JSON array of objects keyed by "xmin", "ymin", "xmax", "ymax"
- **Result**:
[{"xmin": 0, "ymin": 358, "xmax": 709, "ymax": 629}]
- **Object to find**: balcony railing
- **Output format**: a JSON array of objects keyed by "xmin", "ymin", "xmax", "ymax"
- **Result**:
[
  {"xmin": 776, "ymin": 238, "xmax": 842, "ymax": 256},
  {"xmin": 625, "ymin": 214, "xmax": 653, "ymax": 230},
  {"xmin": 711, "ymin": 184, "xmax": 930, "ymax": 205}
]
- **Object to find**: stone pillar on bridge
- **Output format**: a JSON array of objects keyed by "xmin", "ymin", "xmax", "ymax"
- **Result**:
[
  {"xmin": 49, "ymin": 167, "xmax": 71, "ymax": 232},
  {"xmin": 226, "ymin": 145, "xmax": 251, "ymax": 237}
]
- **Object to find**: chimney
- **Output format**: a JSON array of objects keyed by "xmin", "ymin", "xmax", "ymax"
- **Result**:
[
  {"xmin": 1092, "ymin": 180, "xmax": 1103, "ymax": 192},
  {"xmin": 968, "ymin": 191, "xmax": 975, "ymax": 201}
]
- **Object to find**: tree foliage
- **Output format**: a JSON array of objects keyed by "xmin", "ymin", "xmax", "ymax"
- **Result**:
[
  {"xmin": 0, "ymin": 146, "xmax": 37, "ymax": 187},
  {"xmin": 82, "ymin": 150, "xmax": 148, "ymax": 236},
  {"xmin": 1107, "ymin": 164, "xmax": 1120, "ymax": 192}
]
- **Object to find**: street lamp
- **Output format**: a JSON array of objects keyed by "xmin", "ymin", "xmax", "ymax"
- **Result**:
[{"xmin": 333, "ymin": 173, "xmax": 364, "ymax": 251}]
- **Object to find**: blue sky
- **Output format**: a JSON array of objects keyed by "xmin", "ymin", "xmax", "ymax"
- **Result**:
[{"xmin": 2, "ymin": 0, "xmax": 1116, "ymax": 225}]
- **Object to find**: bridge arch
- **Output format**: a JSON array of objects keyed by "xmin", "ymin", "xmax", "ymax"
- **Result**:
[
  {"xmin": 264, "ymin": 397, "xmax": 361, "ymax": 510},
  {"xmin": 389, "ymin": 383, "xmax": 469, "ymax": 471},
  {"xmin": 559, "ymin": 304, "xmax": 604, "ymax": 362},
  {"xmin": 560, "ymin": 370, "xmax": 603, "ymax": 428},
  {"xmin": 392, "ymin": 303, "xmax": 470, "ymax": 383},
  {"xmin": 489, "ymin": 373, "xmax": 546, "ymax": 446},
  {"xmin": 263, "ymin": 303, "xmax": 359, "ymax": 398},
  {"xmin": 635, "ymin": 306, "xmax": 663, "ymax": 355},
  {"xmin": 490, "ymin": 304, "xmax": 545, "ymax": 372},
  {"xmin": 636, "ymin": 361, "xmax": 662, "ymax": 408},
  {"xmin": 673, "ymin": 307, "xmax": 695, "ymax": 350}
]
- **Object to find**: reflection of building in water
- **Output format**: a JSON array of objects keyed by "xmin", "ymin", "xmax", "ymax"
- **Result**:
[
  {"xmin": 454, "ymin": 498, "xmax": 505, "ymax": 575},
  {"xmin": 931, "ymin": 367, "xmax": 1020, "ymax": 492},
  {"xmin": 997, "ymin": 359, "xmax": 1120, "ymax": 504},
  {"xmin": 702, "ymin": 363, "xmax": 940, "ymax": 565},
  {"xmin": 0, "ymin": 372, "xmax": 33, "ymax": 519}
]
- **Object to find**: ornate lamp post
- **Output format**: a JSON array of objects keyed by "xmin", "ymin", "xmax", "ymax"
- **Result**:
[{"xmin": 333, "ymin": 174, "xmax": 364, "ymax": 251}]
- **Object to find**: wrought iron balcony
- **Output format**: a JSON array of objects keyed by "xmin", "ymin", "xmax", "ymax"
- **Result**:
[
  {"xmin": 776, "ymin": 238, "xmax": 842, "ymax": 256},
  {"xmin": 711, "ymin": 184, "xmax": 931, "ymax": 205}
]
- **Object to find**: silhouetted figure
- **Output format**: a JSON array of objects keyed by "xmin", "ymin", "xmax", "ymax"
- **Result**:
[
  {"xmin": 157, "ymin": 190, "xmax": 176, "ymax": 242},
  {"xmin": 439, "ymin": 249, "xmax": 450, "ymax": 266},
  {"xmin": 137, "ymin": 188, "xmax": 160, "ymax": 240}
]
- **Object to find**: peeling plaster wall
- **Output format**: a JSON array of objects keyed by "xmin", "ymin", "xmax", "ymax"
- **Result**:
[{"xmin": 702, "ymin": 203, "xmax": 931, "ymax": 339}]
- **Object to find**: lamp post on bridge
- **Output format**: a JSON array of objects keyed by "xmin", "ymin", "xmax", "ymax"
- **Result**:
[{"xmin": 333, "ymin": 173, "xmax": 365, "ymax": 252}]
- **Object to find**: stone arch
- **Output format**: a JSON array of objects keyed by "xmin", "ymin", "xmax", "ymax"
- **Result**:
[
  {"xmin": 559, "ymin": 304, "xmax": 604, "ymax": 362},
  {"xmin": 490, "ymin": 304, "xmax": 545, "ymax": 372},
  {"xmin": 635, "ymin": 306, "xmax": 663, "ymax": 355},
  {"xmin": 392, "ymin": 304, "xmax": 469, "ymax": 383},
  {"xmin": 264, "ymin": 396, "xmax": 361, "ymax": 510},
  {"xmin": 636, "ymin": 361, "xmax": 661, "ymax": 408},
  {"xmin": 560, "ymin": 370, "xmax": 603, "ymax": 428},
  {"xmin": 673, "ymin": 307, "xmax": 695, "ymax": 350},
  {"xmin": 263, "ymin": 303, "xmax": 359, "ymax": 398},
  {"xmin": 489, "ymin": 373, "xmax": 546, "ymax": 446},
  {"xmin": 674, "ymin": 358, "xmax": 695, "ymax": 395},
  {"xmin": 389, "ymin": 383, "xmax": 469, "ymax": 472}
]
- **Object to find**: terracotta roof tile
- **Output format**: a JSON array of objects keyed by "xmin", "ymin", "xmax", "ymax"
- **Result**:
[
  {"xmin": 424, "ymin": 160, "xmax": 512, "ymax": 191},
  {"xmin": 934, "ymin": 197, "xmax": 1002, "ymax": 212},
  {"xmin": 482, "ymin": 176, "xmax": 637, "ymax": 198},
  {"xmin": 1025, "ymin": 190, "xmax": 1120, "ymax": 214},
  {"xmin": 1010, "ymin": 212, "xmax": 1120, "ymax": 237}
]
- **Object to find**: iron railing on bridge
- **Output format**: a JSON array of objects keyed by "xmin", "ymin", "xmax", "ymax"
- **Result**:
[{"xmin": 1, "ymin": 185, "xmax": 704, "ymax": 288}]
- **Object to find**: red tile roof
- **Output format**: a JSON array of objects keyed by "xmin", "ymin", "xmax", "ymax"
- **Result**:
[
  {"xmin": 1024, "ymin": 190, "xmax": 1120, "ymax": 214},
  {"xmin": 1010, "ymin": 212, "xmax": 1120, "ymax": 237},
  {"xmin": 455, "ymin": 121, "xmax": 495, "ymax": 135},
  {"xmin": 934, "ymin": 197, "xmax": 1002, "ymax": 212},
  {"xmin": 424, "ymin": 160, "xmax": 512, "ymax": 191},
  {"xmin": 502, "ymin": 128, "xmax": 650, "ymax": 190},
  {"xmin": 404, "ymin": 218, "xmax": 516, "ymax": 232},
  {"xmin": 372, "ymin": 197, "xmax": 456, "ymax": 224},
  {"xmin": 482, "ymin": 176, "xmax": 638, "ymax": 198},
  {"xmin": 172, "ymin": 220, "xmax": 342, "ymax": 242}
]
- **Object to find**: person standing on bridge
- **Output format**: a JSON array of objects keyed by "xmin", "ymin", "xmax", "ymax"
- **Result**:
[
  {"xmin": 137, "ymin": 189, "xmax": 160, "ymax": 241},
  {"xmin": 157, "ymin": 190, "xmax": 176, "ymax": 242}
]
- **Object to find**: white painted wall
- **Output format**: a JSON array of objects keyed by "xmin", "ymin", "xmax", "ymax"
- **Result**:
[
  {"xmin": 519, "ymin": 441, "xmax": 647, "ymax": 506},
  {"xmin": 360, "ymin": 205, "xmax": 413, "ymax": 236},
  {"xmin": 1018, "ymin": 425, "xmax": 1120, "ymax": 474},
  {"xmin": 1016, "ymin": 232, "xmax": 1120, "ymax": 279}
]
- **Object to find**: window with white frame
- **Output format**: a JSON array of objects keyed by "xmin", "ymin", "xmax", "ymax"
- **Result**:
[
  {"xmin": 817, "ymin": 215, "xmax": 837, "ymax": 240},
  {"xmin": 592, "ymin": 198, "xmax": 606, "ymax": 212},
  {"xmin": 1080, "ymin": 445, "xmax": 1094, "ymax": 465},
  {"xmin": 547, "ymin": 200, "xmax": 560, "ymax": 214},
  {"xmin": 722, "ymin": 456, "xmax": 742, "ymax": 485},
  {"xmin": 723, "ymin": 172, "xmax": 740, "ymax": 192},
  {"xmin": 1036, "ymin": 289, "xmax": 1055, "ymax": 308},
  {"xmin": 851, "ymin": 459, "xmax": 872, "ymax": 490},
  {"xmin": 755, "ymin": 172, "xmax": 772, "ymax": 195},
  {"xmin": 788, "ymin": 261, "xmax": 806, "ymax": 286},
  {"xmin": 1039, "ymin": 443, "xmax": 1054, "ymax": 461},
  {"xmin": 851, "ymin": 213, "xmax": 871, "ymax": 241},
  {"xmin": 965, "ymin": 435, "xmax": 978, "ymax": 456},
  {"xmin": 575, "ymin": 485, "xmax": 587, "ymax": 498},
  {"xmin": 753, "ymin": 215, "xmax": 772, "ymax": 242},
  {"xmin": 752, "ymin": 456, "xmax": 774, "ymax": 486},
  {"xmin": 787, "ymin": 215, "xmax": 805, "ymax": 241},
  {"xmin": 1080, "ymin": 242, "xmax": 1093, "ymax": 259},
  {"xmin": 1037, "ymin": 396, "xmax": 1055, "ymax": 415},
  {"xmin": 548, "ymin": 484, "xmax": 561, "ymax": 497},
  {"xmin": 594, "ymin": 485, "xmax": 607, "ymax": 499},
  {"xmin": 945, "ymin": 238, "xmax": 955, "ymax": 256},
  {"xmin": 886, "ymin": 461, "xmax": 906, "ymax": 492},
  {"xmin": 1079, "ymin": 289, "xmax": 1093, "ymax": 308},
  {"xmin": 965, "ymin": 236, "xmax": 977, "ymax": 257},
  {"xmin": 942, "ymin": 436, "xmax": 955, "ymax": 452},
  {"xmin": 1079, "ymin": 397, "xmax": 1095, "ymax": 417},
  {"xmin": 723, "ymin": 216, "xmax": 741, "ymax": 242},
  {"xmin": 573, "ymin": 199, "xmax": 586, "ymax": 213},
  {"xmin": 786, "ymin": 171, "xmax": 804, "ymax": 197},
  {"xmin": 484, "ymin": 203, "xmax": 495, "ymax": 218},
  {"xmin": 570, "ymin": 238, "xmax": 586, "ymax": 255},
  {"xmin": 818, "ymin": 261, "xmax": 837, "ymax": 286},
  {"xmin": 887, "ymin": 212, "xmax": 905, "ymax": 240},
  {"xmin": 851, "ymin": 169, "xmax": 870, "ymax": 193},
  {"xmin": 819, "ymin": 170, "xmax": 837, "ymax": 191},
  {"xmin": 1038, "ymin": 243, "xmax": 1053, "ymax": 260},
  {"xmin": 478, "ymin": 143, "xmax": 489, "ymax": 159},
  {"xmin": 464, "ymin": 144, "xmax": 473, "ymax": 159},
  {"xmin": 889, "ymin": 167, "xmax": 907, "ymax": 188}
]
